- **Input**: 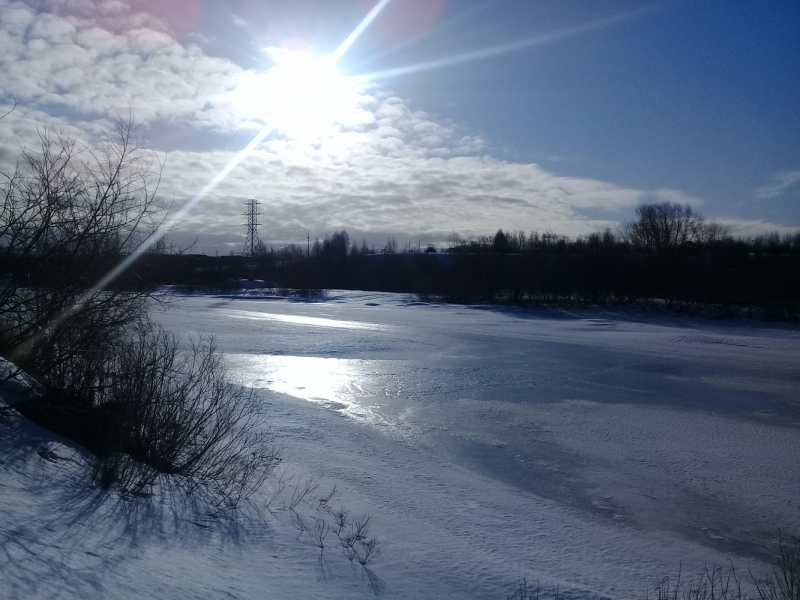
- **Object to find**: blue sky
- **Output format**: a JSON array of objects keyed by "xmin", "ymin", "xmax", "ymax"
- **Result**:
[{"xmin": 1, "ymin": 0, "xmax": 798, "ymax": 253}]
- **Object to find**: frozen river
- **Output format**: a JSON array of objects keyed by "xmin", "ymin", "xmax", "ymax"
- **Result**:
[{"xmin": 159, "ymin": 291, "xmax": 800, "ymax": 598}]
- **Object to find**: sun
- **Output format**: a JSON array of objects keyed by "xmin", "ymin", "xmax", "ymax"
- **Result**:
[{"xmin": 232, "ymin": 48, "xmax": 366, "ymax": 141}]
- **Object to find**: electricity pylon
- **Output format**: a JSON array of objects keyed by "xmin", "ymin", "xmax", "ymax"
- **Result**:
[{"xmin": 242, "ymin": 199, "xmax": 261, "ymax": 257}]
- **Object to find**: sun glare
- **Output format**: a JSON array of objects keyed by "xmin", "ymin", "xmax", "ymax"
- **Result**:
[{"xmin": 233, "ymin": 49, "xmax": 365, "ymax": 141}]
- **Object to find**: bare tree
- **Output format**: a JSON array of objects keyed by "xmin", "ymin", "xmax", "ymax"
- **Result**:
[
  {"xmin": 696, "ymin": 219, "xmax": 728, "ymax": 244},
  {"xmin": 1, "ymin": 118, "xmax": 278, "ymax": 506},
  {"xmin": 625, "ymin": 202, "xmax": 700, "ymax": 251},
  {"xmin": 0, "ymin": 117, "xmax": 167, "ymax": 374},
  {"xmin": 0, "ymin": 97, "xmax": 17, "ymax": 122},
  {"xmin": 624, "ymin": 202, "xmax": 728, "ymax": 252}
]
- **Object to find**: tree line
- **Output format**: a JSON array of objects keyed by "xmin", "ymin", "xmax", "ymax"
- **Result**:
[{"xmin": 125, "ymin": 203, "xmax": 800, "ymax": 316}]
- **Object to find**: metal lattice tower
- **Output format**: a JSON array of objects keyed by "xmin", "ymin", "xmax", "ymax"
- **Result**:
[{"xmin": 242, "ymin": 199, "xmax": 261, "ymax": 257}]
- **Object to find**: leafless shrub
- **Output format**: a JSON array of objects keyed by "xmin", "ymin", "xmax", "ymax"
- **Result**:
[
  {"xmin": 289, "ymin": 476, "xmax": 321, "ymax": 511},
  {"xmin": 262, "ymin": 475, "xmax": 383, "ymax": 581},
  {"xmin": 291, "ymin": 510, "xmax": 308, "ymax": 533},
  {"xmin": 507, "ymin": 578, "xmax": 540, "ymax": 600},
  {"xmin": 264, "ymin": 466, "xmax": 291, "ymax": 511},
  {"xmin": 314, "ymin": 518, "xmax": 330, "ymax": 549},
  {"xmin": 316, "ymin": 485, "xmax": 337, "ymax": 511},
  {"xmin": 332, "ymin": 507, "xmax": 350, "ymax": 536},
  {"xmin": 646, "ymin": 537, "xmax": 800, "ymax": 600},
  {"xmin": 84, "ymin": 325, "xmax": 279, "ymax": 508},
  {"xmin": 365, "ymin": 568, "xmax": 386, "ymax": 595},
  {"xmin": 653, "ymin": 564, "xmax": 744, "ymax": 600},
  {"xmin": 349, "ymin": 514, "xmax": 371, "ymax": 545},
  {"xmin": 356, "ymin": 538, "xmax": 380, "ymax": 566},
  {"xmin": 653, "ymin": 566, "xmax": 683, "ymax": 600},
  {"xmin": 337, "ymin": 513, "xmax": 379, "ymax": 565},
  {"xmin": 9, "ymin": 315, "xmax": 278, "ymax": 508},
  {"xmin": 751, "ymin": 536, "xmax": 800, "ymax": 600}
]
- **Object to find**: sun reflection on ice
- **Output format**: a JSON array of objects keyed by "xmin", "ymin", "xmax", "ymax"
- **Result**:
[
  {"xmin": 227, "ymin": 310, "xmax": 391, "ymax": 330},
  {"xmin": 226, "ymin": 354, "xmax": 389, "ymax": 427}
]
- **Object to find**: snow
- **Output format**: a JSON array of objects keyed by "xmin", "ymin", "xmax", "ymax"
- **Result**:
[{"xmin": 2, "ymin": 291, "xmax": 799, "ymax": 599}]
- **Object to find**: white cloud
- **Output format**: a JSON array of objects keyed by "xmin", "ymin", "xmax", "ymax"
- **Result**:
[
  {"xmin": 0, "ymin": 0, "xmax": 241, "ymax": 127},
  {"xmin": 647, "ymin": 188, "xmax": 706, "ymax": 207},
  {"xmin": 150, "ymin": 141, "xmax": 648, "ymax": 253},
  {"xmin": 755, "ymin": 170, "xmax": 800, "ymax": 199},
  {"xmin": 713, "ymin": 217, "xmax": 799, "ymax": 239},
  {"xmin": 32, "ymin": 0, "xmax": 203, "ymax": 38}
]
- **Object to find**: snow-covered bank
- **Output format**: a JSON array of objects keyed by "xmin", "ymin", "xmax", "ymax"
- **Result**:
[{"xmin": 2, "ymin": 292, "xmax": 799, "ymax": 599}]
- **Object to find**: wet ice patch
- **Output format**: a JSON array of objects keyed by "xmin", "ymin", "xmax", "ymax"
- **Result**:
[
  {"xmin": 226, "ymin": 310, "xmax": 393, "ymax": 331},
  {"xmin": 581, "ymin": 319, "xmax": 618, "ymax": 328},
  {"xmin": 671, "ymin": 335, "xmax": 764, "ymax": 349},
  {"xmin": 227, "ymin": 354, "xmax": 363, "ymax": 402},
  {"xmin": 226, "ymin": 354, "xmax": 405, "ymax": 434}
]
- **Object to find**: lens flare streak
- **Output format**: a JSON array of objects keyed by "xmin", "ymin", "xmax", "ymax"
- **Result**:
[
  {"xmin": 357, "ymin": 6, "xmax": 660, "ymax": 82},
  {"xmin": 332, "ymin": 0, "xmax": 394, "ymax": 64}
]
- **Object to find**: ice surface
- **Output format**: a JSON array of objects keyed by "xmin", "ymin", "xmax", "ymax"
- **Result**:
[{"xmin": 2, "ymin": 291, "xmax": 799, "ymax": 599}]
